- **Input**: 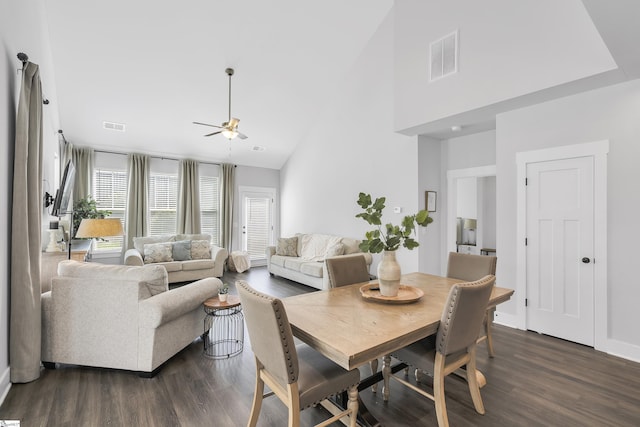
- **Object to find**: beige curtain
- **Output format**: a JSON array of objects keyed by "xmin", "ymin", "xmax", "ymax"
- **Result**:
[
  {"xmin": 125, "ymin": 154, "xmax": 149, "ymax": 250},
  {"xmin": 176, "ymin": 159, "xmax": 201, "ymax": 234},
  {"xmin": 71, "ymin": 146, "xmax": 94, "ymax": 201},
  {"xmin": 221, "ymin": 163, "xmax": 235, "ymax": 251},
  {"xmin": 10, "ymin": 61, "xmax": 43, "ymax": 383}
]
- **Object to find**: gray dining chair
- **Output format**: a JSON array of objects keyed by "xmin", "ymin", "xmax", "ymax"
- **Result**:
[
  {"xmin": 382, "ymin": 275, "xmax": 496, "ymax": 427},
  {"xmin": 447, "ymin": 251, "xmax": 498, "ymax": 357},
  {"xmin": 237, "ymin": 280, "xmax": 360, "ymax": 427}
]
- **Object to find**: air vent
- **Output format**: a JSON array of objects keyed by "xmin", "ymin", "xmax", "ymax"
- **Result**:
[
  {"xmin": 252, "ymin": 146, "xmax": 266, "ymax": 152},
  {"xmin": 103, "ymin": 121, "xmax": 126, "ymax": 132},
  {"xmin": 429, "ymin": 30, "xmax": 458, "ymax": 82}
]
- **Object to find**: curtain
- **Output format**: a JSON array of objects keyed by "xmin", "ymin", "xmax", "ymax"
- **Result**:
[
  {"xmin": 10, "ymin": 61, "xmax": 43, "ymax": 383},
  {"xmin": 125, "ymin": 154, "xmax": 149, "ymax": 250},
  {"xmin": 176, "ymin": 159, "xmax": 201, "ymax": 234},
  {"xmin": 71, "ymin": 146, "xmax": 94, "ymax": 201},
  {"xmin": 221, "ymin": 163, "xmax": 235, "ymax": 251}
]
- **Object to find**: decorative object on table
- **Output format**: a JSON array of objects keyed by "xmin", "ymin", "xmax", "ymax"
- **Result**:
[
  {"xmin": 425, "ymin": 190, "xmax": 437, "ymax": 212},
  {"xmin": 71, "ymin": 196, "xmax": 112, "ymax": 239},
  {"xmin": 74, "ymin": 218, "xmax": 124, "ymax": 261},
  {"xmin": 218, "ymin": 283, "xmax": 229, "ymax": 302},
  {"xmin": 359, "ymin": 283, "xmax": 424, "ymax": 304},
  {"xmin": 356, "ymin": 192, "xmax": 433, "ymax": 297},
  {"xmin": 463, "ymin": 218, "xmax": 477, "ymax": 245}
]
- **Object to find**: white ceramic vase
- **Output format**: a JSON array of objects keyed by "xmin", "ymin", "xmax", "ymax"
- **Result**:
[
  {"xmin": 377, "ymin": 250, "xmax": 401, "ymax": 297},
  {"xmin": 219, "ymin": 293, "xmax": 228, "ymax": 302}
]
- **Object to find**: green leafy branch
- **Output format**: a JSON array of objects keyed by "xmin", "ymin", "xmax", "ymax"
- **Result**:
[{"xmin": 355, "ymin": 192, "xmax": 433, "ymax": 253}]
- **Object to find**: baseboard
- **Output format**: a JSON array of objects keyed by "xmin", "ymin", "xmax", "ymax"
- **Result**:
[
  {"xmin": 606, "ymin": 338, "xmax": 640, "ymax": 363},
  {"xmin": 493, "ymin": 311, "xmax": 519, "ymax": 329},
  {"xmin": 0, "ymin": 365, "xmax": 11, "ymax": 407}
]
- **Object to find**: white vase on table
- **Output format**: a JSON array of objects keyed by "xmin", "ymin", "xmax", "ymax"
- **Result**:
[{"xmin": 377, "ymin": 250, "xmax": 401, "ymax": 297}]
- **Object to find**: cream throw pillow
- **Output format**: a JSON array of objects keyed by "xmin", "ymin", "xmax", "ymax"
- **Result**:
[
  {"xmin": 276, "ymin": 237, "xmax": 298, "ymax": 257},
  {"xmin": 144, "ymin": 242, "xmax": 174, "ymax": 264},
  {"xmin": 324, "ymin": 242, "xmax": 345, "ymax": 259},
  {"xmin": 191, "ymin": 239, "xmax": 212, "ymax": 260}
]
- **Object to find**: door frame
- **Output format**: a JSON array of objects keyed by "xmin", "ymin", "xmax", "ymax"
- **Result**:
[{"xmin": 516, "ymin": 140, "xmax": 608, "ymax": 351}]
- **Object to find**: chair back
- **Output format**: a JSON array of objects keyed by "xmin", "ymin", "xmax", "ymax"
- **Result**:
[
  {"xmin": 237, "ymin": 280, "xmax": 299, "ymax": 387},
  {"xmin": 446, "ymin": 252, "xmax": 497, "ymax": 282},
  {"xmin": 326, "ymin": 255, "xmax": 370, "ymax": 288},
  {"xmin": 436, "ymin": 275, "xmax": 495, "ymax": 356}
]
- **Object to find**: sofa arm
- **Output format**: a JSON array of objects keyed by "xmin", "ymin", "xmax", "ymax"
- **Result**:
[
  {"xmin": 211, "ymin": 246, "xmax": 228, "ymax": 277},
  {"xmin": 266, "ymin": 246, "xmax": 276, "ymax": 269},
  {"xmin": 124, "ymin": 249, "xmax": 144, "ymax": 266},
  {"xmin": 139, "ymin": 277, "xmax": 222, "ymax": 328}
]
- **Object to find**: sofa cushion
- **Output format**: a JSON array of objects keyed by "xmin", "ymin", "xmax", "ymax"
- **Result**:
[
  {"xmin": 159, "ymin": 261, "xmax": 183, "ymax": 273},
  {"xmin": 133, "ymin": 234, "xmax": 175, "ymax": 254},
  {"xmin": 324, "ymin": 242, "xmax": 345, "ymax": 259},
  {"xmin": 172, "ymin": 240, "xmax": 192, "ymax": 261},
  {"xmin": 144, "ymin": 242, "xmax": 174, "ymax": 264},
  {"xmin": 284, "ymin": 257, "xmax": 307, "ymax": 272},
  {"xmin": 276, "ymin": 236, "xmax": 298, "ymax": 256},
  {"xmin": 341, "ymin": 237, "xmax": 362, "ymax": 255},
  {"xmin": 270, "ymin": 255, "xmax": 287, "ymax": 267},
  {"xmin": 182, "ymin": 259, "xmax": 215, "ymax": 271},
  {"xmin": 191, "ymin": 240, "xmax": 211, "ymax": 260},
  {"xmin": 300, "ymin": 262, "xmax": 323, "ymax": 278}
]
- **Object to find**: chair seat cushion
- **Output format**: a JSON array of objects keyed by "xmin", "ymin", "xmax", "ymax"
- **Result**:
[
  {"xmin": 393, "ymin": 335, "xmax": 437, "ymax": 372},
  {"xmin": 296, "ymin": 344, "xmax": 360, "ymax": 409}
]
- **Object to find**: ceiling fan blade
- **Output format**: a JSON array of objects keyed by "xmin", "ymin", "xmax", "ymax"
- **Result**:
[
  {"xmin": 237, "ymin": 132, "xmax": 248, "ymax": 140},
  {"xmin": 204, "ymin": 130, "xmax": 223, "ymax": 137},
  {"xmin": 193, "ymin": 121, "xmax": 223, "ymax": 129}
]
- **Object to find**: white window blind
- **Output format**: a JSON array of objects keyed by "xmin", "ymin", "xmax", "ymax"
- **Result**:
[
  {"xmin": 200, "ymin": 175, "xmax": 220, "ymax": 245},
  {"xmin": 149, "ymin": 173, "xmax": 178, "ymax": 236},
  {"xmin": 245, "ymin": 196, "xmax": 270, "ymax": 259},
  {"xmin": 93, "ymin": 169, "xmax": 127, "ymax": 251}
]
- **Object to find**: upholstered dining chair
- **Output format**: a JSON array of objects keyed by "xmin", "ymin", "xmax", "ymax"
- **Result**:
[
  {"xmin": 237, "ymin": 280, "xmax": 360, "ymax": 427},
  {"xmin": 382, "ymin": 275, "xmax": 496, "ymax": 427},
  {"xmin": 447, "ymin": 252, "xmax": 498, "ymax": 357}
]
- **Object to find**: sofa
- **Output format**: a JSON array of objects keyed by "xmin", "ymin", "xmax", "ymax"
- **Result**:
[
  {"xmin": 41, "ymin": 260, "xmax": 221, "ymax": 376},
  {"xmin": 266, "ymin": 233, "xmax": 373, "ymax": 290},
  {"xmin": 124, "ymin": 233, "xmax": 228, "ymax": 283}
]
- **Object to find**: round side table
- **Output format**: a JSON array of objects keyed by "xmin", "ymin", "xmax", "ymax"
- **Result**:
[{"xmin": 203, "ymin": 295, "xmax": 244, "ymax": 359}]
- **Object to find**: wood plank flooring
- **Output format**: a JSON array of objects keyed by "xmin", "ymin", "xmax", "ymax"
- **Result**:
[{"xmin": 2, "ymin": 266, "xmax": 640, "ymax": 426}]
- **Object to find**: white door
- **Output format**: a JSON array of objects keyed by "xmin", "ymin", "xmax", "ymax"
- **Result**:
[
  {"xmin": 526, "ymin": 156, "xmax": 594, "ymax": 346},
  {"xmin": 240, "ymin": 188, "xmax": 275, "ymax": 263}
]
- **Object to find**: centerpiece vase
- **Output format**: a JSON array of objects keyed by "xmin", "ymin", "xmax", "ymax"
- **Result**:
[{"xmin": 377, "ymin": 250, "xmax": 401, "ymax": 297}]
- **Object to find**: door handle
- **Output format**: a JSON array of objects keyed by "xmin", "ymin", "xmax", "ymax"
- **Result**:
[{"xmin": 581, "ymin": 257, "xmax": 591, "ymax": 264}]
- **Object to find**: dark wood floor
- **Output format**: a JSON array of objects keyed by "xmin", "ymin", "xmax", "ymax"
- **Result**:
[{"xmin": 2, "ymin": 266, "xmax": 640, "ymax": 426}]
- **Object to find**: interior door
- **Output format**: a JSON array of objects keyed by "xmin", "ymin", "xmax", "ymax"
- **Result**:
[
  {"xmin": 526, "ymin": 156, "xmax": 594, "ymax": 346},
  {"xmin": 240, "ymin": 188, "xmax": 275, "ymax": 262}
]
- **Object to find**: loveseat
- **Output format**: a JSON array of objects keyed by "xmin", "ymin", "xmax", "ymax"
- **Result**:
[
  {"xmin": 124, "ymin": 233, "xmax": 228, "ymax": 283},
  {"xmin": 41, "ymin": 260, "xmax": 221, "ymax": 376},
  {"xmin": 266, "ymin": 233, "xmax": 372, "ymax": 290}
]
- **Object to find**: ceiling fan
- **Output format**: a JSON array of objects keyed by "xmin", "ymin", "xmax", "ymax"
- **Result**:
[{"xmin": 193, "ymin": 68, "xmax": 248, "ymax": 140}]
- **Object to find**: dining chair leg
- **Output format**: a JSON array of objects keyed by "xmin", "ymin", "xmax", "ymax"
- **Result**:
[
  {"xmin": 370, "ymin": 358, "xmax": 379, "ymax": 393},
  {"xmin": 382, "ymin": 355, "xmax": 392, "ymax": 402},
  {"xmin": 287, "ymin": 383, "xmax": 301, "ymax": 427},
  {"xmin": 485, "ymin": 308, "xmax": 496, "ymax": 357},
  {"xmin": 248, "ymin": 364, "xmax": 265, "ymax": 427},
  {"xmin": 433, "ymin": 353, "xmax": 449, "ymax": 427},
  {"xmin": 347, "ymin": 385, "xmax": 359, "ymax": 427},
  {"xmin": 466, "ymin": 347, "xmax": 486, "ymax": 415}
]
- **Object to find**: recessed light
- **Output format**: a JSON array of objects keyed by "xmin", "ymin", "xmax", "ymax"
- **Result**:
[{"xmin": 451, "ymin": 125, "xmax": 462, "ymax": 132}]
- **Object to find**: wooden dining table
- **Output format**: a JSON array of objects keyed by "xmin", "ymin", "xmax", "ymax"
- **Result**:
[
  {"xmin": 283, "ymin": 272, "xmax": 514, "ymax": 426},
  {"xmin": 283, "ymin": 272, "xmax": 514, "ymax": 371}
]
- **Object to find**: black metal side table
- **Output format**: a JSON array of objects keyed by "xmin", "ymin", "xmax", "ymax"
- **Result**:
[{"xmin": 203, "ymin": 295, "xmax": 244, "ymax": 359}]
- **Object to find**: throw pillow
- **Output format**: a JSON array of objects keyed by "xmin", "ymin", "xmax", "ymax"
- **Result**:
[
  {"xmin": 276, "ymin": 236, "xmax": 298, "ymax": 257},
  {"xmin": 191, "ymin": 239, "xmax": 211, "ymax": 260},
  {"xmin": 143, "ymin": 242, "xmax": 173, "ymax": 264},
  {"xmin": 324, "ymin": 242, "xmax": 345, "ymax": 259},
  {"xmin": 172, "ymin": 240, "xmax": 192, "ymax": 261}
]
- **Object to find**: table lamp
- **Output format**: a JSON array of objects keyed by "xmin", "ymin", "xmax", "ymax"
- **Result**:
[
  {"xmin": 75, "ymin": 218, "xmax": 124, "ymax": 261},
  {"xmin": 463, "ymin": 218, "xmax": 477, "ymax": 245}
]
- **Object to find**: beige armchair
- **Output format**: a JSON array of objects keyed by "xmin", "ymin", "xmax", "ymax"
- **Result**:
[{"xmin": 41, "ymin": 260, "xmax": 221, "ymax": 376}]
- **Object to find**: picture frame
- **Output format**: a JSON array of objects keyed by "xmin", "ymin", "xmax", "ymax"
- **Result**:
[{"xmin": 425, "ymin": 191, "xmax": 437, "ymax": 212}]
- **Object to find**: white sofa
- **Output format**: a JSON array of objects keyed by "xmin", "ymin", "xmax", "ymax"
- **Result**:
[
  {"xmin": 266, "ymin": 233, "xmax": 372, "ymax": 290},
  {"xmin": 124, "ymin": 233, "xmax": 228, "ymax": 283},
  {"xmin": 41, "ymin": 260, "xmax": 221, "ymax": 376}
]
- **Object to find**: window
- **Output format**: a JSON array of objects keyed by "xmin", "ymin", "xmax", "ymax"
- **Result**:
[
  {"xmin": 200, "ymin": 175, "xmax": 220, "ymax": 244},
  {"xmin": 148, "ymin": 173, "xmax": 178, "ymax": 236},
  {"xmin": 93, "ymin": 168, "xmax": 127, "ymax": 251}
]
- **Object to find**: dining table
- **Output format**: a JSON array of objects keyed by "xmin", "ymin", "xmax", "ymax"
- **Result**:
[{"xmin": 282, "ymin": 272, "xmax": 514, "ymax": 426}]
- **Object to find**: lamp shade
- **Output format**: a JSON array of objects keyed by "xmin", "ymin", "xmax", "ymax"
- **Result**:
[
  {"xmin": 75, "ymin": 218, "xmax": 124, "ymax": 238},
  {"xmin": 463, "ymin": 218, "xmax": 477, "ymax": 230}
]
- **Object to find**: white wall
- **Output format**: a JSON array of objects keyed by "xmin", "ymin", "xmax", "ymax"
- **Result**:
[
  {"xmin": 481, "ymin": 176, "xmax": 497, "ymax": 250},
  {"xmin": 280, "ymin": 12, "xmax": 422, "ymax": 272},
  {"xmin": 417, "ymin": 136, "xmax": 441, "ymax": 274},
  {"xmin": 497, "ymin": 78, "xmax": 640, "ymax": 358},
  {"xmin": 1, "ymin": 0, "xmax": 61, "ymax": 402}
]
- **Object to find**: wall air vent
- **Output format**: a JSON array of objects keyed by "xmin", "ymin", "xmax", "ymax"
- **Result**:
[
  {"xmin": 103, "ymin": 121, "xmax": 126, "ymax": 132},
  {"xmin": 429, "ymin": 30, "xmax": 458, "ymax": 82}
]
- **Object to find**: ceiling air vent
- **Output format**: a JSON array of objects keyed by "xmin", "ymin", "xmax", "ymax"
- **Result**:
[
  {"xmin": 103, "ymin": 121, "xmax": 126, "ymax": 132},
  {"xmin": 429, "ymin": 30, "xmax": 458, "ymax": 82},
  {"xmin": 252, "ymin": 146, "xmax": 266, "ymax": 152}
]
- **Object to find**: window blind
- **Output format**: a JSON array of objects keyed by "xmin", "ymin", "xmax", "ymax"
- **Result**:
[
  {"xmin": 148, "ymin": 173, "xmax": 178, "ymax": 237},
  {"xmin": 93, "ymin": 169, "xmax": 127, "ymax": 251},
  {"xmin": 245, "ymin": 197, "xmax": 270, "ymax": 259}
]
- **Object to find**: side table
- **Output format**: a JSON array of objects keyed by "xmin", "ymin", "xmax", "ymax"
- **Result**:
[{"xmin": 203, "ymin": 295, "xmax": 244, "ymax": 359}]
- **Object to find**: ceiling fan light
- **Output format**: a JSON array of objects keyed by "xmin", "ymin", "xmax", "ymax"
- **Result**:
[{"xmin": 222, "ymin": 129, "xmax": 238, "ymax": 139}]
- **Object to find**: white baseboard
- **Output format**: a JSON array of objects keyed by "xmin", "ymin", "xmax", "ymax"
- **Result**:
[
  {"xmin": 606, "ymin": 338, "xmax": 640, "ymax": 363},
  {"xmin": 493, "ymin": 311, "xmax": 519, "ymax": 329},
  {"xmin": 0, "ymin": 365, "xmax": 11, "ymax": 407}
]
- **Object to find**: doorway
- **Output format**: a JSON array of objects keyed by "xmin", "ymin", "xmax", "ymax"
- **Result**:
[
  {"xmin": 239, "ymin": 186, "xmax": 276, "ymax": 266},
  {"xmin": 516, "ymin": 141, "xmax": 608, "ymax": 350}
]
